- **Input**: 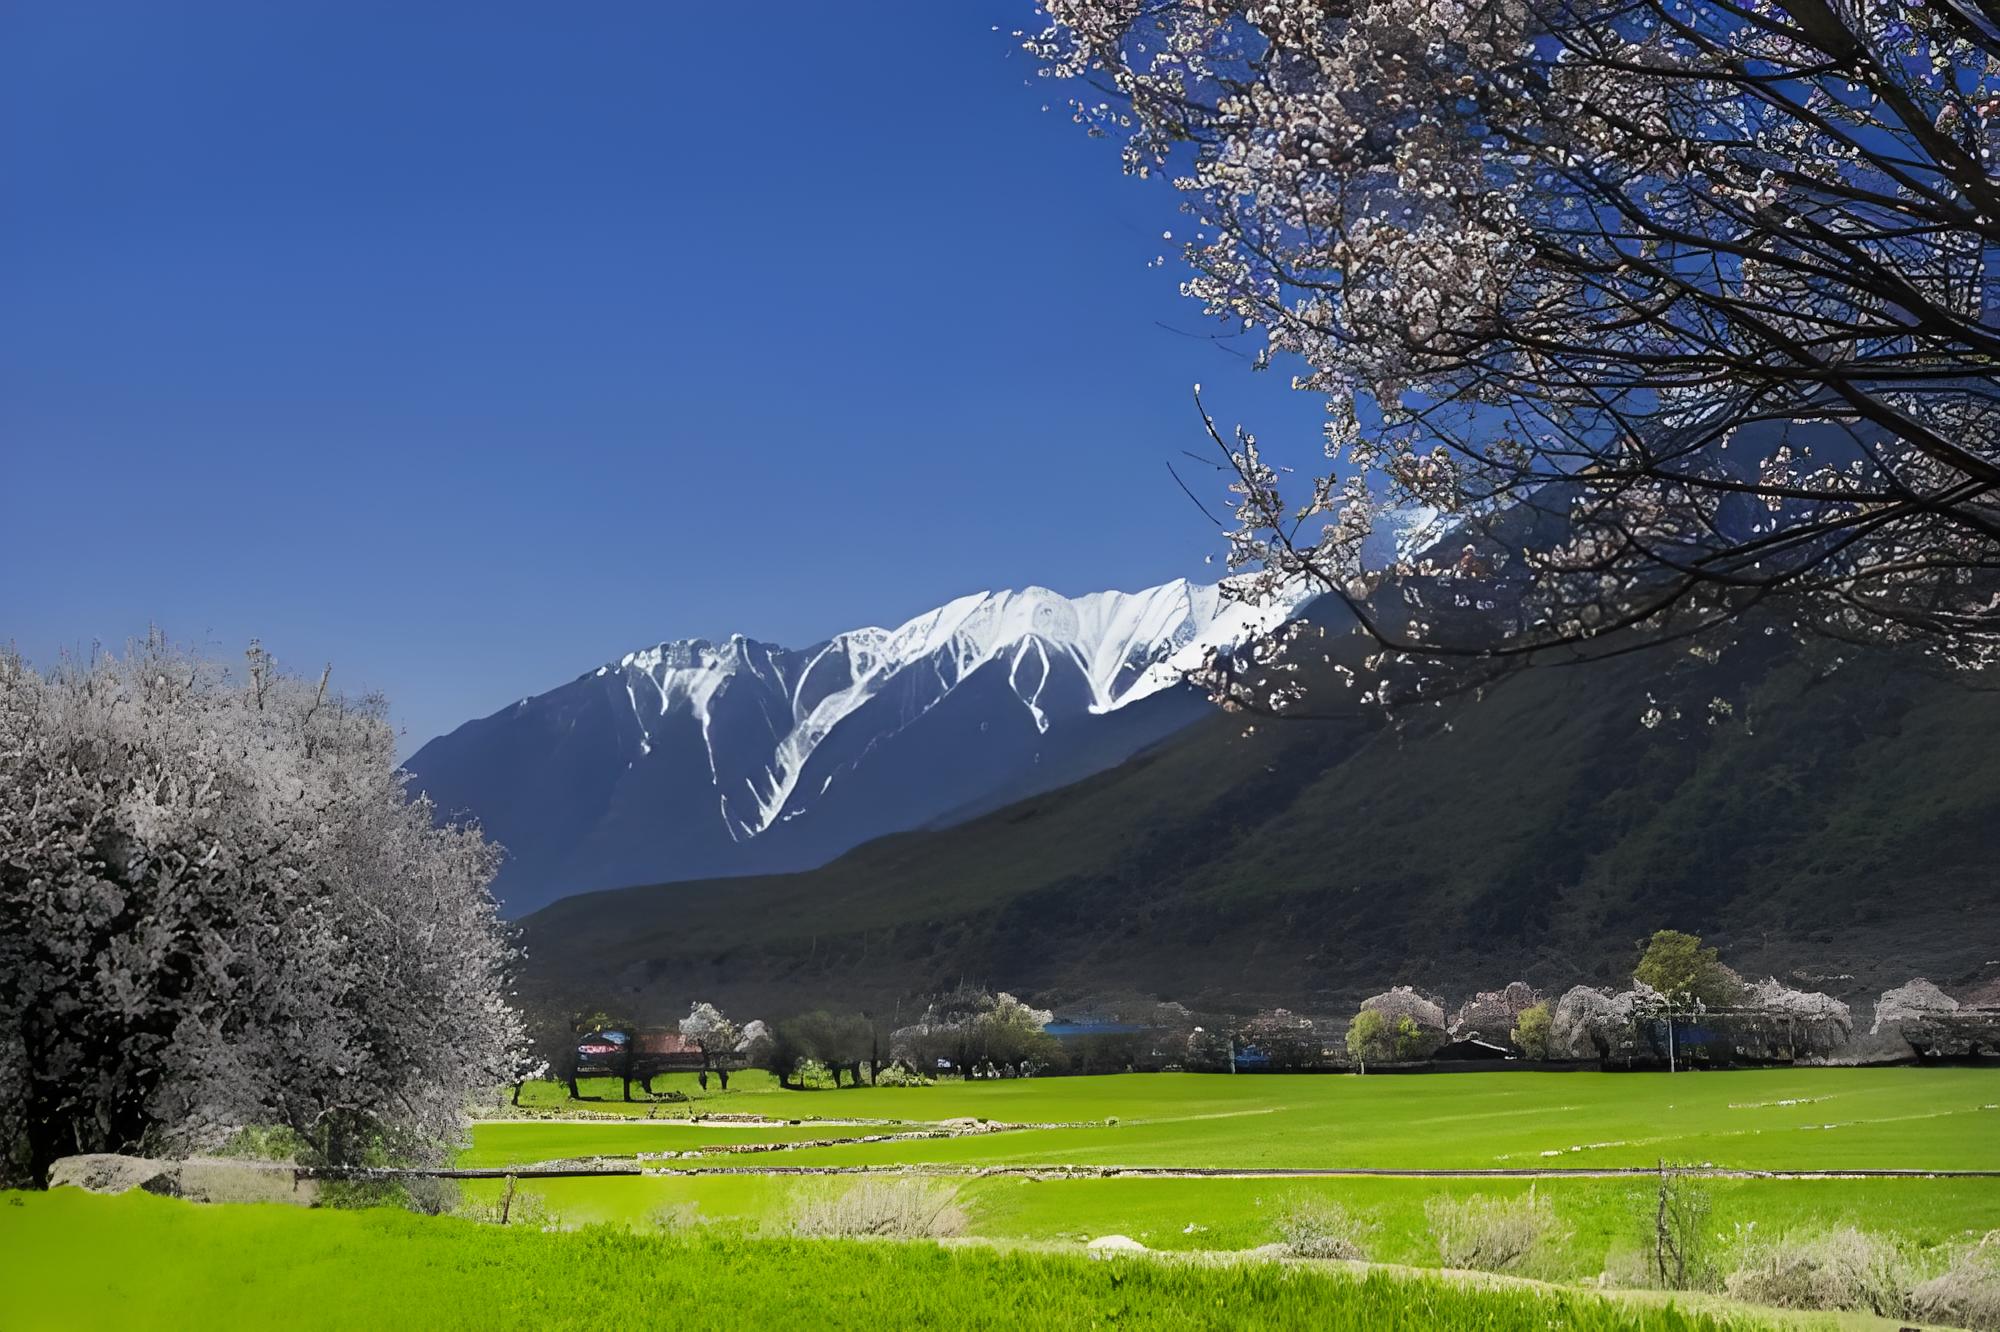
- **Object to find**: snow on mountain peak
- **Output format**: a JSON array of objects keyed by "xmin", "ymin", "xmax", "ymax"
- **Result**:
[{"xmin": 602, "ymin": 577, "xmax": 1312, "ymax": 840}]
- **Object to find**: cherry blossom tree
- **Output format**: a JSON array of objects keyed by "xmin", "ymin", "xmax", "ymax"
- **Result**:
[
  {"xmin": 0, "ymin": 637, "xmax": 524, "ymax": 1186},
  {"xmin": 1030, "ymin": 0, "xmax": 2000, "ymax": 708},
  {"xmin": 679, "ymin": 1001, "xmax": 743, "ymax": 1089}
]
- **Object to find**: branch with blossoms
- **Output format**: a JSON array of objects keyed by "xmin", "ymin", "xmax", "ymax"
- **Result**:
[{"xmin": 1028, "ymin": 0, "xmax": 2000, "ymax": 715}]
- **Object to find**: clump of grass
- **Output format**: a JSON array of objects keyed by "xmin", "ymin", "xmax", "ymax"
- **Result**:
[
  {"xmin": 1910, "ymin": 1242, "xmax": 2000, "ymax": 1331},
  {"xmin": 786, "ymin": 1177, "xmax": 966, "ymax": 1240},
  {"xmin": 458, "ymin": 1185, "xmax": 561, "ymax": 1231},
  {"xmin": 1425, "ymin": 1190, "xmax": 1561, "ymax": 1273},
  {"xmin": 1275, "ymin": 1196, "xmax": 1372, "ymax": 1261},
  {"xmin": 1722, "ymin": 1227, "xmax": 1911, "ymax": 1317},
  {"xmin": 648, "ymin": 1201, "xmax": 706, "ymax": 1233}
]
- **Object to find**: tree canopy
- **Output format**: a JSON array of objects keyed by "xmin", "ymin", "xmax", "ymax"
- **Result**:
[
  {"xmin": 1634, "ymin": 930, "xmax": 1742, "ymax": 1006},
  {"xmin": 1031, "ymin": 0, "xmax": 2000, "ymax": 706},
  {"xmin": 0, "ymin": 640, "xmax": 523, "ymax": 1186}
]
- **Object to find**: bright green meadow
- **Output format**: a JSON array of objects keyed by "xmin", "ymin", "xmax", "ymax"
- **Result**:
[
  {"xmin": 13, "ymin": 1068, "xmax": 1998, "ymax": 1329},
  {"xmin": 459, "ymin": 1068, "xmax": 2000, "ymax": 1292},
  {"xmin": 487, "ymin": 1067, "xmax": 2000, "ymax": 1171},
  {"xmin": 0, "ymin": 1189, "xmax": 1823, "ymax": 1331}
]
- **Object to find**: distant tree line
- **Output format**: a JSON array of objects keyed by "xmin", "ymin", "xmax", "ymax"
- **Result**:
[{"xmin": 537, "ymin": 926, "xmax": 1930, "ymax": 1100}]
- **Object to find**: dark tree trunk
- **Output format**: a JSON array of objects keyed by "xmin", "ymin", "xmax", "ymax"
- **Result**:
[
  {"xmin": 511, "ymin": 1081, "xmax": 523, "ymax": 1107},
  {"xmin": 716, "ymin": 1068, "xmax": 729, "ymax": 1090}
]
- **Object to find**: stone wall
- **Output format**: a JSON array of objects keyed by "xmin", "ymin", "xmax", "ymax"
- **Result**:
[{"xmin": 47, "ymin": 1153, "xmax": 319, "ymax": 1206}]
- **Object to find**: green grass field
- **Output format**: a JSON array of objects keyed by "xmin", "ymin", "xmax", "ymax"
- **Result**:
[
  {"xmin": 0, "ymin": 1189, "xmax": 1834, "ymax": 1331},
  {"xmin": 13, "ymin": 1068, "xmax": 1996, "ymax": 1329},
  {"xmin": 451, "ymin": 1172, "xmax": 1999, "ymax": 1280},
  {"xmin": 484, "ymin": 1067, "xmax": 2000, "ymax": 1170},
  {"xmin": 454, "ymin": 1068, "xmax": 2000, "ymax": 1293}
]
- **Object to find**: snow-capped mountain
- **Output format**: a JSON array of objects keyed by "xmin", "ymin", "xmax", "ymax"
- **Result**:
[{"xmin": 404, "ymin": 578, "xmax": 1309, "ymax": 916}]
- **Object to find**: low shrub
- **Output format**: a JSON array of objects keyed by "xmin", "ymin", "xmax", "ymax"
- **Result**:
[
  {"xmin": 787, "ymin": 1178, "xmax": 966, "ymax": 1240},
  {"xmin": 1275, "ymin": 1197, "xmax": 1373, "ymax": 1261},
  {"xmin": 1426, "ymin": 1190, "xmax": 1561, "ymax": 1272},
  {"xmin": 872, "ymin": 1065, "xmax": 933, "ymax": 1088},
  {"xmin": 791, "ymin": 1059, "xmax": 836, "ymax": 1090},
  {"xmin": 458, "ymin": 1185, "xmax": 562, "ymax": 1231},
  {"xmin": 1723, "ymin": 1227, "xmax": 1911, "ymax": 1317},
  {"xmin": 1909, "ymin": 1240, "xmax": 2000, "ymax": 1331}
]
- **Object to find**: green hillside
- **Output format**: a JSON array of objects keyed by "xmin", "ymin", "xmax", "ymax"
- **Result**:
[{"xmin": 518, "ymin": 638, "xmax": 2000, "ymax": 1020}]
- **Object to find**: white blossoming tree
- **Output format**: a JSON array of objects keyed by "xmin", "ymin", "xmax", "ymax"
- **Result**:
[
  {"xmin": 0, "ymin": 637, "xmax": 524, "ymax": 1186},
  {"xmin": 679, "ymin": 1001, "xmax": 743, "ymax": 1089},
  {"xmin": 1030, "ymin": 0, "xmax": 2000, "ymax": 708},
  {"xmin": 890, "ymin": 987, "xmax": 1060, "ymax": 1077}
]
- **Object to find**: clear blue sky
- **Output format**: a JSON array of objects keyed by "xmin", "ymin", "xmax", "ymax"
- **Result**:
[{"xmin": 1, "ymin": 1, "xmax": 1327, "ymax": 753}]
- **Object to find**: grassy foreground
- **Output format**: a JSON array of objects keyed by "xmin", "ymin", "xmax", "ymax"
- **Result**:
[
  {"xmin": 451, "ymin": 1171, "xmax": 2000, "ymax": 1281},
  {"xmin": 1, "ymin": 1189, "xmax": 1773, "ymax": 1330}
]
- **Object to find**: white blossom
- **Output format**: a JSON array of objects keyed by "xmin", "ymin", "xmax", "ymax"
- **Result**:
[{"xmin": 0, "ymin": 637, "xmax": 524, "ymax": 1184}]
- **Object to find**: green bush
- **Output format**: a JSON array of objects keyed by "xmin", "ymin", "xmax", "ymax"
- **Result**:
[
  {"xmin": 1510, "ymin": 1003, "xmax": 1553, "ymax": 1060},
  {"xmin": 872, "ymin": 1064, "xmax": 933, "ymax": 1087}
]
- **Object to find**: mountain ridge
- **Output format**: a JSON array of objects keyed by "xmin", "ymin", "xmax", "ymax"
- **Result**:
[{"xmin": 406, "ymin": 577, "xmax": 1307, "ymax": 914}]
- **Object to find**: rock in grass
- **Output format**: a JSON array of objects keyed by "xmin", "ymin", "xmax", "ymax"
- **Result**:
[
  {"xmin": 1086, "ymin": 1235, "xmax": 1147, "ymax": 1254},
  {"xmin": 46, "ymin": 1154, "xmax": 317, "ymax": 1206},
  {"xmin": 46, "ymin": 1155, "xmax": 179, "ymax": 1196}
]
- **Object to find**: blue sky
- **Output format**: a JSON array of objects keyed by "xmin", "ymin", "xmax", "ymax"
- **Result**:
[{"xmin": 2, "ymin": 1, "xmax": 1327, "ymax": 752}]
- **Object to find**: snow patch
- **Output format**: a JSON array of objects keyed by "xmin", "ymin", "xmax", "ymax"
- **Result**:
[{"xmin": 602, "ymin": 578, "xmax": 1314, "ymax": 840}]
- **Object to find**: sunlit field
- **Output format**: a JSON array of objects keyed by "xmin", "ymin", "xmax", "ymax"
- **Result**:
[
  {"xmin": 485, "ymin": 1067, "xmax": 2000, "ymax": 1171},
  {"xmin": 5, "ymin": 1188, "xmax": 1807, "ymax": 1332},
  {"xmin": 456, "ymin": 1067, "xmax": 2000, "ymax": 1293}
]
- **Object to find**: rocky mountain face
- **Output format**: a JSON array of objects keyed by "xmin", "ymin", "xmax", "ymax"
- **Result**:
[{"xmin": 404, "ymin": 579, "xmax": 1306, "ymax": 915}]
